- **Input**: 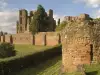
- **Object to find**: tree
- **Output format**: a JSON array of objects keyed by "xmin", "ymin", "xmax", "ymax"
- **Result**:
[
  {"xmin": 58, "ymin": 18, "xmax": 60, "ymax": 26},
  {"xmin": 30, "ymin": 13, "xmax": 38, "ymax": 35},
  {"xmin": 30, "ymin": 4, "xmax": 47, "ymax": 35},
  {"xmin": 0, "ymin": 31, "xmax": 3, "ymax": 36},
  {"xmin": 36, "ymin": 4, "xmax": 47, "ymax": 31}
]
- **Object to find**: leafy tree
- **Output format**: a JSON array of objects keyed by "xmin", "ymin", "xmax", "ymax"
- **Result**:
[
  {"xmin": 36, "ymin": 4, "xmax": 47, "ymax": 31},
  {"xmin": 30, "ymin": 13, "xmax": 38, "ymax": 35},
  {"xmin": 30, "ymin": 4, "xmax": 47, "ymax": 35},
  {"xmin": 57, "ymin": 18, "xmax": 60, "ymax": 26}
]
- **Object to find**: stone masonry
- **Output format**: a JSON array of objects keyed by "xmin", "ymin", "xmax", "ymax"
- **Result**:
[
  {"xmin": 16, "ymin": 9, "xmax": 56, "ymax": 33},
  {"xmin": 0, "ymin": 32, "xmax": 61, "ymax": 46},
  {"xmin": 61, "ymin": 14, "xmax": 100, "ymax": 73},
  {"xmin": 64, "ymin": 14, "xmax": 91, "ymax": 22}
]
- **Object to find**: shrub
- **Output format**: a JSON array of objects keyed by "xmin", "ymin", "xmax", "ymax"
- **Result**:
[{"xmin": 0, "ymin": 42, "xmax": 16, "ymax": 58}]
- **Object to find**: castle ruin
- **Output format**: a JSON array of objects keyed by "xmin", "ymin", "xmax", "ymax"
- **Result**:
[
  {"xmin": 1, "ymin": 9, "xmax": 100, "ymax": 74},
  {"xmin": 61, "ymin": 14, "xmax": 100, "ymax": 73},
  {"xmin": 16, "ymin": 9, "xmax": 56, "ymax": 33},
  {"xmin": 64, "ymin": 14, "xmax": 91, "ymax": 22}
]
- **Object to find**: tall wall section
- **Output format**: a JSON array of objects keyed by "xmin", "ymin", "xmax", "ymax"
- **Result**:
[{"xmin": 61, "ymin": 21, "xmax": 92, "ymax": 72}]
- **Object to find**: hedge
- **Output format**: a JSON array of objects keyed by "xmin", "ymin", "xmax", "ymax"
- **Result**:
[
  {"xmin": 0, "ymin": 44, "xmax": 62, "ymax": 75},
  {"xmin": 0, "ymin": 43, "xmax": 16, "ymax": 58}
]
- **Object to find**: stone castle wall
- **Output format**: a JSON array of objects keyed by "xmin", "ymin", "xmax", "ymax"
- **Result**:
[
  {"xmin": 0, "ymin": 32, "xmax": 61, "ymax": 46},
  {"xmin": 61, "ymin": 19, "xmax": 100, "ymax": 73},
  {"xmin": 64, "ymin": 14, "xmax": 90, "ymax": 22},
  {"xmin": 61, "ymin": 21, "xmax": 91, "ymax": 72},
  {"xmin": 12, "ymin": 33, "xmax": 33, "ymax": 44}
]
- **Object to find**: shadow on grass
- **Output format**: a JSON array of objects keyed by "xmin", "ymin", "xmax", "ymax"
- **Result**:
[
  {"xmin": 86, "ymin": 71, "xmax": 98, "ymax": 75},
  {"xmin": 11, "ymin": 55, "xmax": 62, "ymax": 75},
  {"xmin": 8, "ymin": 45, "xmax": 62, "ymax": 75}
]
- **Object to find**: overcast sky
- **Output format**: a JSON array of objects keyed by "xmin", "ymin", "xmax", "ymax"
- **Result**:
[{"xmin": 0, "ymin": 0, "xmax": 100, "ymax": 33}]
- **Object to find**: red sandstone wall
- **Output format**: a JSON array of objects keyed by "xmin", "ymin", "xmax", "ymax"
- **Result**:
[
  {"xmin": 0, "ymin": 32, "xmax": 61, "ymax": 46},
  {"xmin": 12, "ymin": 33, "xmax": 33, "ymax": 44},
  {"xmin": 35, "ymin": 33, "xmax": 45, "ymax": 45},
  {"xmin": 0, "ymin": 36, "xmax": 3, "ymax": 43},
  {"xmin": 46, "ymin": 32, "xmax": 59, "ymax": 46}
]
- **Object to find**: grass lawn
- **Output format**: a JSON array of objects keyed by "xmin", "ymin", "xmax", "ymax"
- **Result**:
[
  {"xmin": 11, "ymin": 55, "xmax": 100, "ymax": 75},
  {"xmin": 12, "ymin": 56, "xmax": 62, "ymax": 75},
  {"xmin": 0, "ymin": 44, "xmax": 100, "ymax": 75},
  {"xmin": 0, "ymin": 44, "xmax": 52, "ymax": 61},
  {"xmin": 85, "ymin": 64, "xmax": 100, "ymax": 75},
  {"xmin": 15, "ymin": 44, "xmax": 52, "ymax": 56}
]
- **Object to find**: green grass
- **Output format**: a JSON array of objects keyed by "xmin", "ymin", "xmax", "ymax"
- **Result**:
[
  {"xmin": 12, "ymin": 56, "xmax": 62, "ymax": 75},
  {"xmin": 0, "ymin": 44, "xmax": 52, "ymax": 62},
  {"xmin": 15, "ymin": 44, "xmax": 52, "ymax": 56},
  {"xmin": 11, "ymin": 55, "xmax": 100, "ymax": 75},
  {"xmin": 85, "ymin": 64, "xmax": 100, "ymax": 75},
  {"xmin": 12, "ymin": 55, "xmax": 85, "ymax": 75},
  {"xmin": 1, "ymin": 44, "xmax": 100, "ymax": 75}
]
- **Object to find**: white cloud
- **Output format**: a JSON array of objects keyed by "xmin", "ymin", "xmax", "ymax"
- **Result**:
[
  {"xmin": 0, "ymin": 11, "xmax": 18, "ymax": 34},
  {"xmin": 74, "ymin": 0, "xmax": 100, "ymax": 8},
  {"xmin": 0, "ymin": 0, "xmax": 18, "ymax": 34},
  {"xmin": 73, "ymin": 0, "xmax": 100, "ymax": 18},
  {"xmin": 0, "ymin": 0, "xmax": 7, "ymax": 10},
  {"xmin": 92, "ymin": 9, "xmax": 100, "ymax": 18},
  {"xmin": 53, "ymin": 14, "xmax": 65, "ymax": 25}
]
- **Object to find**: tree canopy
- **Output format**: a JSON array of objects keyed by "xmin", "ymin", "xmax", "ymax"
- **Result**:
[{"xmin": 30, "ymin": 4, "xmax": 47, "ymax": 35}]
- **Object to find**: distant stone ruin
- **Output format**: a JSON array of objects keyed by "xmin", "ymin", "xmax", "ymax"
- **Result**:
[
  {"xmin": 16, "ymin": 9, "xmax": 56, "ymax": 33},
  {"xmin": 64, "ymin": 14, "xmax": 91, "ymax": 22}
]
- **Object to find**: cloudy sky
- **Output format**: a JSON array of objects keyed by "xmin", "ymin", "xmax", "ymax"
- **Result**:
[{"xmin": 0, "ymin": 0, "xmax": 100, "ymax": 33}]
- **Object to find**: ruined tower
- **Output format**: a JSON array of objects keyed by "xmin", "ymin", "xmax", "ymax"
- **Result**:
[
  {"xmin": 17, "ymin": 9, "xmax": 28, "ymax": 33},
  {"xmin": 47, "ymin": 9, "xmax": 56, "ymax": 31}
]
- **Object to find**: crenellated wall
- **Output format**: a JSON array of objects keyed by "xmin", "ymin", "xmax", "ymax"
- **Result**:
[{"xmin": 0, "ymin": 32, "xmax": 61, "ymax": 46}]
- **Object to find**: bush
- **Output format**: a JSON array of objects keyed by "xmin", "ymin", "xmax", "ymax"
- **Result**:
[{"xmin": 0, "ymin": 43, "xmax": 16, "ymax": 58}]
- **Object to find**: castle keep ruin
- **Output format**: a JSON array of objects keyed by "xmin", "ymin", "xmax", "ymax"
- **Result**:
[{"xmin": 16, "ymin": 9, "xmax": 56, "ymax": 33}]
